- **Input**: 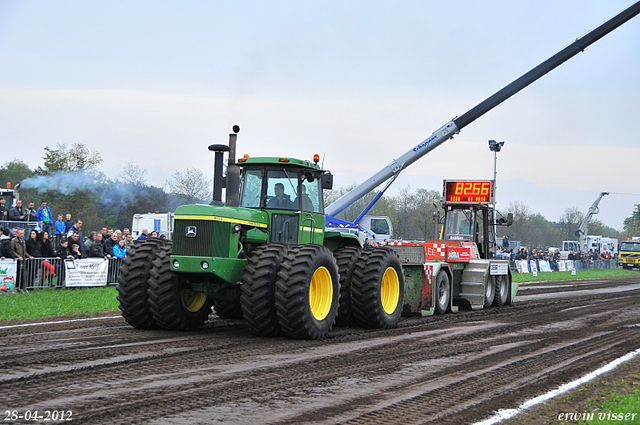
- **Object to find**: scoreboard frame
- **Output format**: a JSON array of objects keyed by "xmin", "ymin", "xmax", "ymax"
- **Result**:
[{"xmin": 443, "ymin": 180, "xmax": 495, "ymax": 205}]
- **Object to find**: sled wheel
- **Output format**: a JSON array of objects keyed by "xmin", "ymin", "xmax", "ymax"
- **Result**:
[
  {"xmin": 275, "ymin": 245, "xmax": 339, "ymax": 340},
  {"xmin": 483, "ymin": 274, "xmax": 495, "ymax": 308},
  {"xmin": 240, "ymin": 243, "xmax": 288, "ymax": 336},
  {"xmin": 351, "ymin": 247, "xmax": 404, "ymax": 329},
  {"xmin": 116, "ymin": 239, "xmax": 167, "ymax": 329},
  {"xmin": 213, "ymin": 299, "xmax": 244, "ymax": 319},
  {"xmin": 147, "ymin": 246, "xmax": 212, "ymax": 330},
  {"xmin": 492, "ymin": 275, "xmax": 509, "ymax": 307},
  {"xmin": 333, "ymin": 246, "xmax": 362, "ymax": 327},
  {"xmin": 434, "ymin": 270, "xmax": 450, "ymax": 315}
]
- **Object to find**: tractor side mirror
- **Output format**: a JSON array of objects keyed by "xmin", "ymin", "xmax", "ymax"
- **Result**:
[
  {"xmin": 496, "ymin": 212, "xmax": 513, "ymax": 226},
  {"xmin": 321, "ymin": 172, "xmax": 333, "ymax": 190}
]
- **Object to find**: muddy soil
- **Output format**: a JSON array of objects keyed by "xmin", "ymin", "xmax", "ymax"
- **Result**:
[{"xmin": 1, "ymin": 276, "xmax": 639, "ymax": 424}]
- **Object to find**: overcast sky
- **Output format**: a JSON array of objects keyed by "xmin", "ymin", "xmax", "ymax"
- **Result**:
[{"xmin": 1, "ymin": 1, "xmax": 639, "ymax": 231}]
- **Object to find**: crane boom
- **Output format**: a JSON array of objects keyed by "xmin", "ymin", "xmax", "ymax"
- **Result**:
[
  {"xmin": 575, "ymin": 191, "xmax": 610, "ymax": 247},
  {"xmin": 326, "ymin": 1, "xmax": 640, "ymax": 218}
]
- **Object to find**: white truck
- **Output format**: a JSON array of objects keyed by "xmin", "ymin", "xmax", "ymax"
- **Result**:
[
  {"xmin": 131, "ymin": 212, "xmax": 174, "ymax": 240},
  {"xmin": 584, "ymin": 235, "xmax": 615, "ymax": 255},
  {"xmin": 325, "ymin": 215, "xmax": 393, "ymax": 245},
  {"xmin": 358, "ymin": 215, "xmax": 393, "ymax": 244}
]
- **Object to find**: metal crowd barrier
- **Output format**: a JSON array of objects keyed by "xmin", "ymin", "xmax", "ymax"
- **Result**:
[
  {"xmin": 572, "ymin": 259, "xmax": 619, "ymax": 270},
  {"xmin": 0, "ymin": 219, "xmax": 43, "ymax": 235},
  {"xmin": 510, "ymin": 258, "xmax": 620, "ymax": 274},
  {"xmin": 11, "ymin": 257, "xmax": 123, "ymax": 291}
]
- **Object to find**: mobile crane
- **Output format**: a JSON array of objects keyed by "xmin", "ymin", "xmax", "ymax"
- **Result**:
[
  {"xmin": 117, "ymin": 2, "xmax": 640, "ymax": 339},
  {"xmin": 560, "ymin": 191, "xmax": 609, "ymax": 258}
]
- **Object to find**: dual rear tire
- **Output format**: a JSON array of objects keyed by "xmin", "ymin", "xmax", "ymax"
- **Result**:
[
  {"xmin": 493, "ymin": 274, "xmax": 510, "ymax": 307},
  {"xmin": 350, "ymin": 247, "xmax": 405, "ymax": 329},
  {"xmin": 240, "ymin": 244, "xmax": 404, "ymax": 339}
]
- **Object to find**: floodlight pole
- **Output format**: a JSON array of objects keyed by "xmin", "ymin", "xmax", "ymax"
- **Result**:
[{"xmin": 488, "ymin": 140, "xmax": 504, "ymax": 241}]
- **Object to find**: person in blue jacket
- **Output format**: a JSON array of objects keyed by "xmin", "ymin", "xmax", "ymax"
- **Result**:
[
  {"xmin": 54, "ymin": 214, "xmax": 66, "ymax": 247},
  {"xmin": 36, "ymin": 201, "xmax": 53, "ymax": 237},
  {"xmin": 112, "ymin": 239, "xmax": 127, "ymax": 259}
]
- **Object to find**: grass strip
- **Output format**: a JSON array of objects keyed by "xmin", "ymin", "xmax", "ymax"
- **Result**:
[
  {"xmin": 504, "ymin": 358, "xmax": 640, "ymax": 424},
  {"xmin": 0, "ymin": 286, "xmax": 119, "ymax": 321},
  {"xmin": 512, "ymin": 268, "xmax": 638, "ymax": 283},
  {"xmin": 579, "ymin": 386, "xmax": 640, "ymax": 424}
]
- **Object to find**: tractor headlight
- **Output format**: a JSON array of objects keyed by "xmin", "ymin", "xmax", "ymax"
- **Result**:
[
  {"xmin": 201, "ymin": 261, "xmax": 209, "ymax": 270},
  {"xmin": 172, "ymin": 260, "xmax": 180, "ymax": 268},
  {"xmin": 233, "ymin": 224, "xmax": 242, "ymax": 233}
]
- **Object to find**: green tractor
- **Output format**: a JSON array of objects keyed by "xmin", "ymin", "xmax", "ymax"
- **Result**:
[{"xmin": 117, "ymin": 129, "xmax": 404, "ymax": 340}]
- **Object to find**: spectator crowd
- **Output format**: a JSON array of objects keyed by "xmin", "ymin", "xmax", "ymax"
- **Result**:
[
  {"xmin": 508, "ymin": 246, "xmax": 617, "ymax": 271},
  {"xmin": 0, "ymin": 196, "xmax": 164, "ymax": 262}
]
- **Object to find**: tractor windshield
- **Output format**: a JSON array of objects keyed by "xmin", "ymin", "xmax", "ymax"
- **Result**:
[
  {"xmin": 265, "ymin": 169, "xmax": 299, "ymax": 210},
  {"xmin": 444, "ymin": 208, "xmax": 474, "ymax": 241},
  {"xmin": 239, "ymin": 165, "xmax": 323, "ymax": 213}
]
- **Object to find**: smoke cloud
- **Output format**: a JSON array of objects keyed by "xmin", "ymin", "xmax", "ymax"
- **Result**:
[
  {"xmin": 21, "ymin": 170, "xmax": 103, "ymax": 195},
  {"xmin": 21, "ymin": 170, "xmax": 144, "ymax": 205}
]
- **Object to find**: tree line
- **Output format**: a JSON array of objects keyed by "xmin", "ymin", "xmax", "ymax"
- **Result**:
[
  {"xmin": 0, "ymin": 143, "xmax": 212, "ymax": 233},
  {"xmin": 325, "ymin": 188, "xmax": 636, "ymax": 249},
  {"xmin": 1, "ymin": 143, "xmax": 638, "ymax": 248}
]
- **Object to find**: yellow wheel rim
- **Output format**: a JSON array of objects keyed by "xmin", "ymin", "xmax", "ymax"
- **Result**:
[
  {"xmin": 381, "ymin": 267, "xmax": 400, "ymax": 314},
  {"xmin": 181, "ymin": 288, "xmax": 207, "ymax": 313},
  {"xmin": 309, "ymin": 266, "xmax": 333, "ymax": 321}
]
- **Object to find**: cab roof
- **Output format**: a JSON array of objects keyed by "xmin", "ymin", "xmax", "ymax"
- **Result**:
[{"xmin": 237, "ymin": 156, "xmax": 322, "ymax": 170}]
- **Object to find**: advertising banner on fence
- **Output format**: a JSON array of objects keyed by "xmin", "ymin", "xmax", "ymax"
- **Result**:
[
  {"xmin": 65, "ymin": 258, "xmax": 109, "ymax": 287},
  {"xmin": 517, "ymin": 260, "xmax": 529, "ymax": 273},
  {"xmin": 538, "ymin": 260, "xmax": 552, "ymax": 272},
  {"xmin": 0, "ymin": 259, "xmax": 18, "ymax": 294}
]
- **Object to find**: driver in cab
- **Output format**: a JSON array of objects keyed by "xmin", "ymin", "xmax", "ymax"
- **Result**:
[{"xmin": 267, "ymin": 183, "xmax": 292, "ymax": 209}]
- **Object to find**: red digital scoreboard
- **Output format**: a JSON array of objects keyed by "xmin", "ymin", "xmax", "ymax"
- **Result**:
[{"xmin": 443, "ymin": 180, "xmax": 495, "ymax": 204}]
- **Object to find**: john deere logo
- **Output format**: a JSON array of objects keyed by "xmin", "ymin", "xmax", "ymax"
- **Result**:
[{"xmin": 185, "ymin": 226, "xmax": 197, "ymax": 237}]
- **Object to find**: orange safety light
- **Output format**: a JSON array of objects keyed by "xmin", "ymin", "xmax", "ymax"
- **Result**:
[
  {"xmin": 313, "ymin": 154, "xmax": 320, "ymax": 164},
  {"xmin": 6, "ymin": 182, "xmax": 11, "ymax": 189},
  {"xmin": 238, "ymin": 154, "xmax": 249, "ymax": 163},
  {"xmin": 278, "ymin": 158, "xmax": 290, "ymax": 162}
]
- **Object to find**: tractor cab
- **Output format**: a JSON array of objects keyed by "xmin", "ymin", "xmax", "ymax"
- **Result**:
[
  {"xmin": 0, "ymin": 184, "xmax": 19, "ymax": 208},
  {"xmin": 236, "ymin": 156, "xmax": 332, "ymax": 245},
  {"xmin": 440, "ymin": 180, "xmax": 511, "ymax": 260},
  {"xmin": 443, "ymin": 204, "xmax": 496, "ymax": 260}
]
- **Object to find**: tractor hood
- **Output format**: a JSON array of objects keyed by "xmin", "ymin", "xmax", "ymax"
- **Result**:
[{"xmin": 174, "ymin": 204, "xmax": 269, "ymax": 230}]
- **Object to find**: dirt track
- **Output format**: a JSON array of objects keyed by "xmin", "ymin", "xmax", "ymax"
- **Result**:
[{"xmin": 2, "ymin": 275, "xmax": 639, "ymax": 424}]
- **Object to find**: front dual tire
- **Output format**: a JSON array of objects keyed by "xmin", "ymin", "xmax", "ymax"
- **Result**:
[
  {"xmin": 147, "ymin": 246, "xmax": 213, "ymax": 330},
  {"xmin": 275, "ymin": 245, "xmax": 340, "ymax": 340},
  {"xmin": 117, "ymin": 239, "xmax": 169, "ymax": 329}
]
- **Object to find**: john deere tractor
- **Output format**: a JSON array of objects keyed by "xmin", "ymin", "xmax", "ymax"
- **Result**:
[{"xmin": 117, "ymin": 128, "xmax": 404, "ymax": 340}]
